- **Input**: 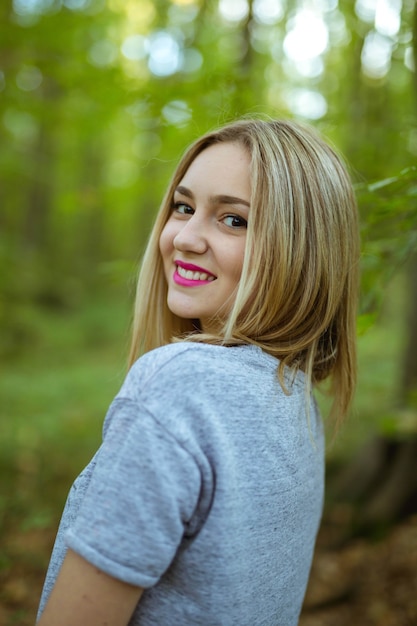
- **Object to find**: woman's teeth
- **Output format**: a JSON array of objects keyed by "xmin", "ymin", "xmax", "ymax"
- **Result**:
[{"xmin": 177, "ymin": 265, "xmax": 215, "ymax": 281}]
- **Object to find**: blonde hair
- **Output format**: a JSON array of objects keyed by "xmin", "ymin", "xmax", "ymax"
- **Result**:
[{"xmin": 129, "ymin": 118, "xmax": 360, "ymax": 424}]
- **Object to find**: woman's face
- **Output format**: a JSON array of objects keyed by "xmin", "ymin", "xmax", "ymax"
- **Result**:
[{"xmin": 159, "ymin": 141, "xmax": 251, "ymax": 332}]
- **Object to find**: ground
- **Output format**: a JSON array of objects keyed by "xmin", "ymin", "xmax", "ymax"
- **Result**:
[
  {"xmin": 1, "ymin": 511, "xmax": 416, "ymax": 625},
  {"xmin": 300, "ymin": 513, "xmax": 417, "ymax": 626}
]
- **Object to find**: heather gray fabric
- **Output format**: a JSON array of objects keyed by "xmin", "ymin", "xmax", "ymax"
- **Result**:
[{"xmin": 37, "ymin": 342, "xmax": 325, "ymax": 625}]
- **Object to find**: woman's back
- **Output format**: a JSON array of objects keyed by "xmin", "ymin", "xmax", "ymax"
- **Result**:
[{"xmin": 39, "ymin": 342, "xmax": 324, "ymax": 625}]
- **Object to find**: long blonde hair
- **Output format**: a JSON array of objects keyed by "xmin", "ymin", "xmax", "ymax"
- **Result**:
[{"xmin": 129, "ymin": 118, "xmax": 360, "ymax": 424}]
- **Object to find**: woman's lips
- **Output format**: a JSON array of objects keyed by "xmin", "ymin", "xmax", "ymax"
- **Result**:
[{"xmin": 173, "ymin": 260, "xmax": 216, "ymax": 286}]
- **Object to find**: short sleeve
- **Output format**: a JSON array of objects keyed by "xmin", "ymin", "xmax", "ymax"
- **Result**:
[{"xmin": 66, "ymin": 397, "xmax": 202, "ymax": 588}]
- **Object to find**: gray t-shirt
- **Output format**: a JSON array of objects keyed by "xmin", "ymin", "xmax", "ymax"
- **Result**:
[{"xmin": 37, "ymin": 342, "xmax": 324, "ymax": 625}]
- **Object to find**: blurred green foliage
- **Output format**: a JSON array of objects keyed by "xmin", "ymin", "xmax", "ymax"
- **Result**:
[{"xmin": 358, "ymin": 166, "xmax": 417, "ymax": 315}]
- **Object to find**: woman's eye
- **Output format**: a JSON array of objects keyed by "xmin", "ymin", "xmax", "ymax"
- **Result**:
[
  {"xmin": 223, "ymin": 215, "xmax": 248, "ymax": 229},
  {"xmin": 173, "ymin": 202, "xmax": 194, "ymax": 215}
]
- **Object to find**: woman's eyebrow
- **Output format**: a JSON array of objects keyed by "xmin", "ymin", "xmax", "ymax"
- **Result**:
[
  {"xmin": 175, "ymin": 185, "xmax": 194, "ymax": 199},
  {"xmin": 175, "ymin": 186, "xmax": 250, "ymax": 208},
  {"xmin": 211, "ymin": 194, "xmax": 250, "ymax": 208}
]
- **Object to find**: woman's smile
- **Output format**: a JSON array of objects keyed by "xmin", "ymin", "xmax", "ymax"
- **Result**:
[{"xmin": 174, "ymin": 260, "xmax": 216, "ymax": 285}]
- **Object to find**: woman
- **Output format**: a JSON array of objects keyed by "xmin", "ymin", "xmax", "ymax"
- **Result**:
[{"xmin": 37, "ymin": 118, "xmax": 360, "ymax": 626}]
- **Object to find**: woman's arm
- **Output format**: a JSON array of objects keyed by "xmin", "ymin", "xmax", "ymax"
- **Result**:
[{"xmin": 37, "ymin": 549, "xmax": 144, "ymax": 626}]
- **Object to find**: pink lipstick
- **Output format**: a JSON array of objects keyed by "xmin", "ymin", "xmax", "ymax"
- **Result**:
[
  {"xmin": 175, "ymin": 260, "xmax": 214, "ymax": 273},
  {"xmin": 173, "ymin": 260, "xmax": 216, "ymax": 287}
]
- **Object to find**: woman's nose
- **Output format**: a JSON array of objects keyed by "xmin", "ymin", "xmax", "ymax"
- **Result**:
[{"xmin": 173, "ymin": 214, "xmax": 208, "ymax": 254}]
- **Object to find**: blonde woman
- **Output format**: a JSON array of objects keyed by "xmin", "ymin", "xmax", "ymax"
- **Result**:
[{"xmin": 37, "ymin": 118, "xmax": 360, "ymax": 626}]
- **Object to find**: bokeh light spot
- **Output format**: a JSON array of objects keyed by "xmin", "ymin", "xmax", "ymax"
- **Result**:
[
  {"xmin": 162, "ymin": 100, "xmax": 192, "ymax": 126},
  {"xmin": 16, "ymin": 65, "xmax": 43, "ymax": 91},
  {"xmin": 121, "ymin": 35, "xmax": 148, "ymax": 61},
  {"xmin": 88, "ymin": 39, "xmax": 118, "ymax": 67},
  {"xmin": 283, "ymin": 10, "xmax": 329, "ymax": 62},
  {"xmin": 218, "ymin": 0, "xmax": 249, "ymax": 23},
  {"xmin": 253, "ymin": 0, "xmax": 284, "ymax": 25},
  {"xmin": 285, "ymin": 88, "xmax": 328, "ymax": 120},
  {"xmin": 361, "ymin": 30, "xmax": 392, "ymax": 78},
  {"xmin": 148, "ymin": 31, "xmax": 182, "ymax": 77}
]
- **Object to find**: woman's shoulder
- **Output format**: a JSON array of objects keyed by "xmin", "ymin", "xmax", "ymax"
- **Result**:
[
  {"xmin": 130, "ymin": 342, "xmax": 238, "ymax": 381},
  {"xmin": 136, "ymin": 341, "xmax": 219, "ymax": 367},
  {"xmin": 122, "ymin": 342, "xmax": 280, "ymax": 399}
]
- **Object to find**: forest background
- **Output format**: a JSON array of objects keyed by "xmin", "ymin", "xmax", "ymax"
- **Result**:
[{"xmin": 1, "ymin": 0, "xmax": 417, "ymax": 624}]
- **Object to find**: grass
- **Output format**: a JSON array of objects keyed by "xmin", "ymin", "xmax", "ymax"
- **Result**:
[{"xmin": 0, "ymin": 294, "xmax": 131, "ymax": 534}]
